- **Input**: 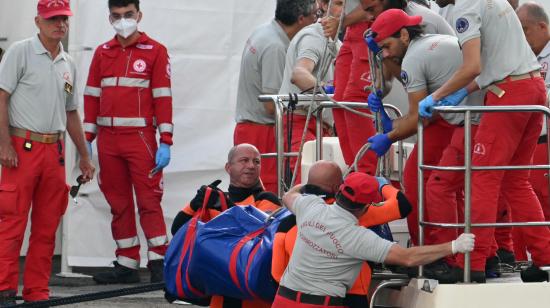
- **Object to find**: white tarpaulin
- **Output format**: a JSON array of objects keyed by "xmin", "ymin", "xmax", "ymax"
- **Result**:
[{"xmin": 65, "ymin": 0, "xmax": 276, "ymax": 267}]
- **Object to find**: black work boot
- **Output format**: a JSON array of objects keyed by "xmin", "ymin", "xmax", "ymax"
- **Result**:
[
  {"xmin": 423, "ymin": 259, "xmax": 452, "ymax": 281},
  {"xmin": 496, "ymin": 248, "xmax": 516, "ymax": 265},
  {"xmin": 485, "ymin": 255, "xmax": 501, "ymax": 278},
  {"xmin": 428, "ymin": 266, "xmax": 486, "ymax": 284},
  {"xmin": 92, "ymin": 261, "xmax": 140, "ymax": 284},
  {"xmin": 148, "ymin": 259, "xmax": 164, "ymax": 283},
  {"xmin": 521, "ymin": 265, "xmax": 550, "ymax": 282},
  {"xmin": 0, "ymin": 290, "xmax": 16, "ymax": 307}
]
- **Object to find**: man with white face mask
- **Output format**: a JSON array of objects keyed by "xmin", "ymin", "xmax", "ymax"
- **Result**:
[{"xmin": 84, "ymin": 0, "xmax": 173, "ymax": 284}]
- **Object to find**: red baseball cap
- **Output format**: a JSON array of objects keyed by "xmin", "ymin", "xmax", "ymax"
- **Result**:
[
  {"xmin": 339, "ymin": 172, "xmax": 381, "ymax": 205},
  {"xmin": 371, "ymin": 9, "xmax": 422, "ymax": 43},
  {"xmin": 37, "ymin": 0, "xmax": 73, "ymax": 19}
]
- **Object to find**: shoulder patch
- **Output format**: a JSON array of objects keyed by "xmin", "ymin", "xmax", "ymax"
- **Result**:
[
  {"xmin": 102, "ymin": 44, "xmax": 110, "ymax": 49},
  {"xmin": 400, "ymin": 70, "xmax": 409, "ymax": 85},
  {"xmin": 455, "ymin": 17, "xmax": 469, "ymax": 33},
  {"xmin": 136, "ymin": 43, "xmax": 154, "ymax": 50}
]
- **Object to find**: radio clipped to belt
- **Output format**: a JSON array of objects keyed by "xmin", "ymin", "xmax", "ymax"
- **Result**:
[
  {"xmin": 57, "ymin": 140, "xmax": 64, "ymax": 166},
  {"xmin": 23, "ymin": 131, "xmax": 32, "ymax": 152}
]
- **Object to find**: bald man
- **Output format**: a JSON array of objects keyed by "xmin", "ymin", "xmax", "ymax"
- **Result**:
[
  {"xmin": 171, "ymin": 143, "xmax": 282, "ymax": 308},
  {"xmin": 272, "ymin": 161, "xmax": 411, "ymax": 308}
]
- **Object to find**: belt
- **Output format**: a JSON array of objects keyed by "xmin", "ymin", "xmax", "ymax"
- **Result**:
[
  {"xmin": 277, "ymin": 286, "xmax": 344, "ymax": 306},
  {"xmin": 10, "ymin": 127, "xmax": 63, "ymax": 144},
  {"xmin": 495, "ymin": 71, "xmax": 541, "ymax": 85},
  {"xmin": 488, "ymin": 71, "xmax": 542, "ymax": 98}
]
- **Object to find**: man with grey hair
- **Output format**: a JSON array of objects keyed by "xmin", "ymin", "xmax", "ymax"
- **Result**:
[
  {"xmin": 514, "ymin": 2, "xmax": 550, "ymax": 266},
  {"xmin": 233, "ymin": 0, "xmax": 318, "ymax": 193}
]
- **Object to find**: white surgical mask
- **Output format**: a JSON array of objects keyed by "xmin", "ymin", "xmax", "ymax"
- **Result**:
[{"xmin": 112, "ymin": 18, "xmax": 138, "ymax": 39}]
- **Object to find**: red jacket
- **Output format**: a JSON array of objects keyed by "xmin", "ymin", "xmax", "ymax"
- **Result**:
[{"xmin": 84, "ymin": 33, "xmax": 173, "ymax": 145}]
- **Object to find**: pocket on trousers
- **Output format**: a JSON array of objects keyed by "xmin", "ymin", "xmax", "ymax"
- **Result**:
[
  {"xmin": 0, "ymin": 184, "xmax": 19, "ymax": 216},
  {"xmin": 472, "ymin": 133, "xmax": 496, "ymax": 166}
]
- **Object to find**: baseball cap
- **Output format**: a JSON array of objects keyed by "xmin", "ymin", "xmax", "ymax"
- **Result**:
[
  {"xmin": 37, "ymin": 0, "xmax": 73, "ymax": 19},
  {"xmin": 338, "ymin": 172, "xmax": 381, "ymax": 206},
  {"xmin": 371, "ymin": 9, "xmax": 422, "ymax": 43}
]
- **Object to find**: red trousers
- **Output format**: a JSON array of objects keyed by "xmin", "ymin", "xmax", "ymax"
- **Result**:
[
  {"xmin": 404, "ymin": 119, "xmax": 455, "ymax": 246},
  {"xmin": 333, "ymin": 21, "xmax": 378, "ymax": 175},
  {"xmin": 97, "ymin": 127, "xmax": 167, "ymax": 269},
  {"xmin": 513, "ymin": 140, "xmax": 550, "ymax": 261},
  {"xmin": 271, "ymin": 294, "xmax": 346, "ymax": 308},
  {"xmin": 0, "ymin": 136, "xmax": 68, "ymax": 301},
  {"xmin": 424, "ymin": 126, "xmax": 512, "ymax": 264},
  {"xmin": 456, "ymin": 77, "xmax": 550, "ymax": 271},
  {"xmin": 283, "ymin": 114, "xmax": 326, "ymax": 185},
  {"xmin": 234, "ymin": 122, "xmax": 277, "ymax": 193}
]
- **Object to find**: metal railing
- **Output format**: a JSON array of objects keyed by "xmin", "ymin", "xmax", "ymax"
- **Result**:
[
  {"xmin": 259, "ymin": 94, "xmax": 404, "ymax": 197},
  {"xmin": 417, "ymin": 104, "xmax": 550, "ymax": 282}
]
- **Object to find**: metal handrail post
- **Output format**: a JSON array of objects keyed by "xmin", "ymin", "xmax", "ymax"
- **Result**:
[
  {"xmin": 463, "ymin": 111, "xmax": 472, "ymax": 283},
  {"xmin": 316, "ymin": 108, "xmax": 323, "ymax": 160},
  {"xmin": 417, "ymin": 117, "xmax": 424, "ymax": 278},
  {"xmin": 275, "ymin": 97, "xmax": 285, "ymax": 197}
]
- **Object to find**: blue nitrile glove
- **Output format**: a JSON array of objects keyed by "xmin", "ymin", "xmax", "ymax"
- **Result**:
[
  {"xmin": 323, "ymin": 84, "xmax": 335, "ymax": 94},
  {"xmin": 368, "ymin": 91, "xmax": 384, "ymax": 113},
  {"xmin": 418, "ymin": 95, "xmax": 438, "ymax": 118},
  {"xmin": 151, "ymin": 143, "xmax": 171, "ymax": 175},
  {"xmin": 375, "ymin": 176, "xmax": 390, "ymax": 192},
  {"xmin": 368, "ymin": 91, "xmax": 393, "ymax": 133},
  {"xmin": 85, "ymin": 141, "xmax": 92, "ymax": 158},
  {"xmin": 440, "ymin": 87, "xmax": 468, "ymax": 107},
  {"xmin": 365, "ymin": 35, "xmax": 381, "ymax": 54},
  {"xmin": 368, "ymin": 133, "xmax": 392, "ymax": 157}
]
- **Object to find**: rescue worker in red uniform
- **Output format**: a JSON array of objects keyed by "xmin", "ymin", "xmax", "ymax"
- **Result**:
[
  {"xmin": 325, "ymin": 0, "xmax": 378, "ymax": 174},
  {"xmin": 509, "ymin": 2, "xmax": 550, "ymax": 263},
  {"xmin": 233, "ymin": 0, "xmax": 318, "ymax": 193},
  {"xmin": 0, "ymin": 0, "xmax": 95, "ymax": 304},
  {"xmin": 171, "ymin": 144, "xmax": 281, "ymax": 308},
  {"xmin": 84, "ymin": 0, "xmax": 173, "ymax": 284},
  {"xmin": 271, "ymin": 160, "xmax": 411, "ymax": 308},
  {"xmin": 420, "ymin": 0, "xmax": 550, "ymax": 283}
]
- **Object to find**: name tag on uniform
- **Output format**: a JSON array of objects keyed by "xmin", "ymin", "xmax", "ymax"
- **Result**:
[{"xmin": 64, "ymin": 82, "xmax": 73, "ymax": 95}]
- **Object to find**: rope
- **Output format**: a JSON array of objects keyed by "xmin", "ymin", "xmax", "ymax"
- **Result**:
[{"xmin": 9, "ymin": 282, "xmax": 165, "ymax": 307}]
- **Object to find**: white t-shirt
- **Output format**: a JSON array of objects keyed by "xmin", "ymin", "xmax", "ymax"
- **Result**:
[
  {"xmin": 280, "ymin": 194, "xmax": 394, "ymax": 297},
  {"xmin": 0, "ymin": 34, "xmax": 78, "ymax": 133},
  {"xmin": 402, "ymin": 34, "xmax": 482, "ymax": 125},
  {"xmin": 280, "ymin": 23, "xmax": 337, "ymax": 94},
  {"xmin": 235, "ymin": 20, "xmax": 289, "ymax": 124},
  {"xmin": 405, "ymin": 1, "xmax": 455, "ymax": 36},
  {"xmin": 451, "ymin": 0, "xmax": 540, "ymax": 88}
]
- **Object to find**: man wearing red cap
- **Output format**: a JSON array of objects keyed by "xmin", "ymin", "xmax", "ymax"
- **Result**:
[
  {"xmin": 418, "ymin": 0, "xmax": 550, "ymax": 283},
  {"xmin": 273, "ymin": 172, "xmax": 475, "ymax": 308},
  {"xmin": 0, "ymin": 0, "xmax": 95, "ymax": 304},
  {"xmin": 84, "ymin": 0, "xmax": 173, "ymax": 284}
]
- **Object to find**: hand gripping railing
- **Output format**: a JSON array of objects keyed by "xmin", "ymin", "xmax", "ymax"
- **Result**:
[
  {"xmin": 258, "ymin": 94, "xmax": 404, "ymax": 197},
  {"xmin": 417, "ymin": 104, "xmax": 550, "ymax": 282}
]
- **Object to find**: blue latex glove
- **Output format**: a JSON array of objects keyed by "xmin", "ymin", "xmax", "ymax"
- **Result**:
[
  {"xmin": 440, "ymin": 87, "xmax": 468, "ymax": 107},
  {"xmin": 323, "ymin": 84, "xmax": 335, "ymax": 94},
  {"xmin": 368, "ymin": 133, "xmax": 392, "ymax": 157},
  {"xmin": 151, "ymin": 143, "xmax": 171, "ymax": 175},
  {"xmin": 86, "ymin": 141, "xmax": 93, "ymax": 158},
  {"xmin": 418, "ymin": 95, "xmax": 438, "ymax": 118},
  {"xmin": 368, "ymin": 91, "xmax": 393, "ymax": 133},
  {"xmin": 367, "ymin": 91, "xmax": 384, "ymax": 113},
  {"xmin": 364, "ymin": 35, "xmax": 381, "ymax": 54},
  {"xmin": 375, "ymin": 176, "xmax": 390, "ymax": 192}
]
